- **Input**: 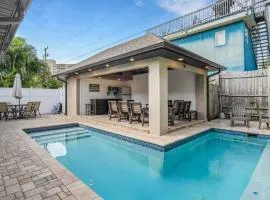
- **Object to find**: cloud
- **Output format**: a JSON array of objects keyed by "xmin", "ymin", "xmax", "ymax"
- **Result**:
[
  {"xmin": 134, "ymin": 0, "xmax": 144, "ymax": 7},
  {"xmin": 157, "ymin": 0, "xmax": 214, "ymax": 16}
]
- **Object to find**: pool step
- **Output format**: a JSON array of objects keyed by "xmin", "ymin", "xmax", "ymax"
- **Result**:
[
  {"xmin": 32, "ymin": 130, "xmax": 90, "ymax": 141},
  {"xmin": 36, "ymin": 132, "xmax": 91, "ymax": 145},
  {"xmin": 29, "ymin": 127, "xmax": 86, "ymax": 137}
]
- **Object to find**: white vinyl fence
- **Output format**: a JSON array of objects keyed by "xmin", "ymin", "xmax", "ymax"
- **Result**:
[{"xmin": 0, "ymin": 87, "xmax": 65, "ymax": 114}]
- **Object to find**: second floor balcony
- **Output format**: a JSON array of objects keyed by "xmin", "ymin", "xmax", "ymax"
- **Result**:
[{"xmin": 147, "ymin": 0, "xmax": 266, "ymax": 38}]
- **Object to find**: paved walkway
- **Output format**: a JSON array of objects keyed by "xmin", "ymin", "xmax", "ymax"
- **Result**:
[
  {"xmin": 0, "ymin": 116, "xmax": 100, "ymax": 200},
  {"xmin": 1, "ymin": 115, "xmax": 270, "ymax": 200}
]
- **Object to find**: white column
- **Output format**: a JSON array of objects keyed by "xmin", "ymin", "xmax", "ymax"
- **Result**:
[
  {"xmin": 195, "ymin": 73, "xmax": 207, "ymax": 120},
  {"xmin": 67, "ymin": 77, "xmax": 80, "ymax": 116},
  {"xmin": 148, "ymin": 60, "xmax": 168, "ymax": 136}
]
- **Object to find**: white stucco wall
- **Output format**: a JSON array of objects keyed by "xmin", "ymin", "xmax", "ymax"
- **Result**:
[
  {"xmin": 128, "ymin": 69, "xmax": 196, "ymax": 110},
  {"xmin": 79, "ymin": 78, "xmax": 128, "ymax": 114},
  {"xmin": 0, "ymin": 87, "xmax": 64, "ymax": 114},
  {"xmin": 79, "ymin": 69, "xmax": 197, "ymax": 114}
]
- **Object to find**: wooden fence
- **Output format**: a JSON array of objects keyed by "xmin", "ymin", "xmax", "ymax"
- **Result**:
[{"xmin": 208, "ymin": 69, "xmax": 268, "ymax": 119}]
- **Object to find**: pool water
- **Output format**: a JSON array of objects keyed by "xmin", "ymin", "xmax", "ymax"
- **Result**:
[{"xmin": 28, "ymin": 126, "xmax": 269, "ymax": 200}]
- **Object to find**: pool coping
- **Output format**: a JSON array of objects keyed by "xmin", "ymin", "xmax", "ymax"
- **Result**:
[{"xmin": 24, "ymin": 123, "xmax": 270, "ymax": 152}]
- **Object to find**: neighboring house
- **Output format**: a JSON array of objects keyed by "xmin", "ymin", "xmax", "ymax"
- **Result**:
[
  {"xmin": 47, "ymin": 59, "xmax": 72, "ymax": 75},
  {"xmin": 147, "ymin": 0, "xmax": 269, "ymax": 71},
  {"xmin": 0, "ymin": 0, "xmax": 32, "ymax": 58}
]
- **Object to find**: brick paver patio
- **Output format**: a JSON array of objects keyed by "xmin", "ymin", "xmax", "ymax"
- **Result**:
[
  {"xmin": 0, "ymin": 116, "xmax": 100, "ymax": 200},
  {"xmin": 0, "ymin": 115, "xmax": 270, "ymax": 200}
]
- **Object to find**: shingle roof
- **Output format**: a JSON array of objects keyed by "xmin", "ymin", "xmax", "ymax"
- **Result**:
[
  {"xmin": 57, "ymin": 33, "xmax": 225, "ymax": 76},
  {"xmin": 69, "ymin": 33, "xmax": 165, "ymax": 70}
]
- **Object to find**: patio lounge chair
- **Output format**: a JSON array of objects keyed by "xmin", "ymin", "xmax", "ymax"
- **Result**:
[
  {"xmin": 108, "ymin": 101, "xmax": 119, "ymax": 120},
  {"xmin": 174, "ymin": 100, "xmax": 184, "ymax": 116},
  {"xmin": 0, "ymin": 103, "xmax": 8, "ymax": 120},
  {"xmin": 118, "ymin": 101, "xmax": 130, "ymax": 122},
  {"xmin": 230, "ymin": 102, "xmax": 250, "ymax": 128},
  {"xmin": 259, "ymin": 114, "xmax": 270, "ymax": 129},
  {"xmin": 129, "ymin": 102, "xmax": 148, "ymax": 126},
  {"xmin": 178, "ymin": 101, "xmax": 186, "ymax": 120}
]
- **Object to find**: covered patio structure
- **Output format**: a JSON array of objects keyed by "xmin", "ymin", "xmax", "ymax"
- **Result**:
[{"xmin": 56, "ymin": 34, "xmax": 224, "ymax": 136}]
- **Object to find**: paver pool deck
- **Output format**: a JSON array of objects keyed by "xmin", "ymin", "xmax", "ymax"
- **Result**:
[{"xmin": 0, "ymin": 115, "xmax": 270, "ymax": 200}]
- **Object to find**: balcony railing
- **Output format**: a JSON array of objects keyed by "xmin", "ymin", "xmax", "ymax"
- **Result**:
[{"xmin": 147, "ymin": 0, "xmax": 266, "ymax": 37}]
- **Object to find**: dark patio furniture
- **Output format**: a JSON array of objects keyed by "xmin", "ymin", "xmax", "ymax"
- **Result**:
[
  {"xmin": 168, "ymin": 107, "xmax": 176, "ymax": 126},
  {"xmin": 184, "ymin": 101, "xmax": 192, "ymax": 121},
  {"xmin": 85, "ymin": 103, "xmax": 94, "ymax": 115},
  {"xmin": 0, "ymin": 103, "xmax": 8, "ymax": 120},
  {"xmin": 189, "ymin": 110, "xmax": 198, "ymax": 120},
  {"xmin": 141, "ymin": 107, "xmax": 149, "ymax": 126},
  {"xmin": 178, "ymin": 101, "xmax": 186, "ymax": 120},
  {"xmin": 108, "ymin": 101, "xmax": 119, "ymax": 120},
  {"xmin": 230, "ymin": 102, "xmax": 250, "ymax": 127},
  {"xmin": 168, "ymin": 100, "xmax": 173, "ymax": 107},
  {"xmin": 174, "ymin": 100, "xmax": 184, "ymax": 115},
  {"xmin": 118, "ymin": 101, "xmax": 130, "ymax": 122}
]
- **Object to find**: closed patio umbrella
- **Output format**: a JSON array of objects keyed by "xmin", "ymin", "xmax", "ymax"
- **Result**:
[{"xmin": 12, "ymin": 73, "xmax": 23, "ymax": 108}]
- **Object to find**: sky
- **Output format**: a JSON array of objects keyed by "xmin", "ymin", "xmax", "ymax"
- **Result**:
[{"xmin": 17, "ymin": 0, "xmax": 214, "ymax": 64}]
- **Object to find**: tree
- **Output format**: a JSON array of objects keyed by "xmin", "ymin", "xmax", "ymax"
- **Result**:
[{"xmin": 0, "ymin": 37, "xmax": 62, "ymax": 88}]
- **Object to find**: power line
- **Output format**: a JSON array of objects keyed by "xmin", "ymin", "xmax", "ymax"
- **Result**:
[
  {"xmin": 63, "ymin": 30, "xmax": 145, "ymax": 63},
  {"xmin": 61, "ymin": 0, "xmax": 183, "ymax": 63},
  {"xmin": 61, "ymin": 0, "xmax": 132, "ymax": 46}
]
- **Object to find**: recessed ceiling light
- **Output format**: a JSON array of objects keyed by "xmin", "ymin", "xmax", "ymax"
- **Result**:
[
  {"xmin": 106, "ymin": 64, "xmax": 110, "ymax": 67},
  {"xmin": 75, "ymin": 72, "xmax": 79, "ymax": 75},
  {"xmin": 205, "ymin": 66, "xmax": 209, "ymax": 69},
  {"xmin": 130, "ymin": 57, "xmax": 135, "ymax": 62},
  {"xmin": 88, "ymin": 69, "xmax": 92, "ymax": 71},
  {"xmin": 117, "ymin": 78, "xmax": 121, "ymax": 81},
  {"xmin": 177, "ymin": 58, "xmax": 184, "ymax": 61},
  {"xmin": 98, "ymin": 76, "xmax": 102, "ymax": 79}
]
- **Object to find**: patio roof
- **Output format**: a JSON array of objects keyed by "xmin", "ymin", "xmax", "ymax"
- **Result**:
[
  {"xmin": 56, "ymin": 33, "xmax": 226, "ymax": 77},
  {"xmin": 0, "ymin": 0, "xmax": 32, "ymax": 59}
]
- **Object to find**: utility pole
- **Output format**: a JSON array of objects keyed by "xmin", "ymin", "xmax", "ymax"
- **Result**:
[{"xmin": 43, "ymin": 46, "xmax": 49, "ymax": 61}]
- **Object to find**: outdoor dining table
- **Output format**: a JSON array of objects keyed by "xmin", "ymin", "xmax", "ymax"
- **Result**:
[{"xmin": 7, "ymin": 104, "xmax": 27, "ymax": 119}]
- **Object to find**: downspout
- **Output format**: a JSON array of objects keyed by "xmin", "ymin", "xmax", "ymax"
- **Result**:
[
  {"xmin": 57, "ymin": 76, "xmax": 67, "ymax": 115},
  {"xmin": 207, "ymin": 69, "xmax": 221, "ymax": 121}
]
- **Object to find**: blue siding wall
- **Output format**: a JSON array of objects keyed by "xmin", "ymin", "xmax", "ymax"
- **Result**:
[
  {"xmin": 171, "ymin": 21, "xmax": 256, "ymax": 71},
  {"xmin": 244, "ymin": 26, "xmax": 257, "ymax": 71}
]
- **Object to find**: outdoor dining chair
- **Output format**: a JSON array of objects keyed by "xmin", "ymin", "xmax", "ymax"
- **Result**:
[
  {"xmin": 184, "ymin": 101, "xmax": 192, "ymax": 121},
  {"xmin": 0, "ymin": 102, "xmax": 8, "ymax": 120},
  {"xmin": 118, "ymin": 101, "xmax": 130, "ymax": 122},
  {"xmin": 108, "ymin": 101, "xmax": 119, "ymax": 120},
  {"xmin": 178, "ymin": 101, "xmax": 186, "ymax": 120},
  {"xmin": 23, "ymin": 102, "xmax": 34, "ymax": 119},
  {"xmin": 32, "ymin": 101, "xmax": 41, "ymax": 117},
  {"xmin": 129, "ymin": 102, "xmax": 148, "ymax": 126}
]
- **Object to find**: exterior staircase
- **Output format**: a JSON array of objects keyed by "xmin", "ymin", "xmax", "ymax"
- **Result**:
[
  {"xmin": 250, "ymin": 20, "xmax": 269, "ymax": 69},
  {"xmin": 250, "ymin": 5, "xmax": 270, "ymax": 69}
]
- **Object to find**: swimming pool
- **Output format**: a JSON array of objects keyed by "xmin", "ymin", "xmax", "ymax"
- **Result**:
[{"xmin": 25, "ymin": 125, "xmax": 270, "ymax": 200}]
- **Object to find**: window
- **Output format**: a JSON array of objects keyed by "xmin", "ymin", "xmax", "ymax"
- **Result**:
[{"xmin": 215, "ymin": 30, "xmax": 226, "ymax": 46}]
